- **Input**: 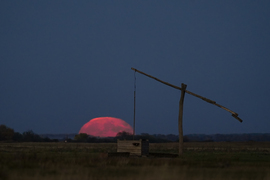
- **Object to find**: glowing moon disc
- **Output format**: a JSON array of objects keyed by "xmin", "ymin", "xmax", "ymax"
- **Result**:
[{"xmin": 79, "ymin": 117, "xmax": 133, "ymax": 137}]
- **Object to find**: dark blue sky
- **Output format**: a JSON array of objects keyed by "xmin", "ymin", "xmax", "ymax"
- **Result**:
[{"xmin": 1, "ymin": 1, "xmax": 270, "ymax": 135}]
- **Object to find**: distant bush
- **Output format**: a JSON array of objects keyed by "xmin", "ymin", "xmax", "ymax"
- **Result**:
[
  {"xmin": 12, "ymin": 132, "xmax": 23, "ymax": 142},
  {"xmin": 116, "ymin": 131, "xmax": 133, "ymax": 140},
  {"xmin": 74, "ymin": 133, "xmax": 89, "ymax": 142},
  {"xmin": 22, "ymin": 130, "xmax": 43, "ymax": 142},
  {"xmin": 0, "ymin": 124, "xmax": 15, "ymax": 141}
]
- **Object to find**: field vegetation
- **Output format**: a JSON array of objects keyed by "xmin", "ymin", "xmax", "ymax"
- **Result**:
[{"xmin": 0, "ymin": 142, "xmax": 269, "ymax": 180}]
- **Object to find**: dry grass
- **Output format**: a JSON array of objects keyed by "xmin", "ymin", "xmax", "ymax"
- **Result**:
[{"xmin": 0, "ymin": 142, "xmax": 270, "ymax": 180}]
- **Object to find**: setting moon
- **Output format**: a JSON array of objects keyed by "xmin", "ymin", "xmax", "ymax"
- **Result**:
[{"xmin": 79, "ymin": 117, "xmax": 133, "ymax": 137}]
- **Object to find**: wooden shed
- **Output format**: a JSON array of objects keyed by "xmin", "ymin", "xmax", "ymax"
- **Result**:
[{"xmin": 117, "ymin": 139, "xmax": 149, "ymax": 156}]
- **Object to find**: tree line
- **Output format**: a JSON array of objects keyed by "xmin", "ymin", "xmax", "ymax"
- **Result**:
[
  {"xmin": 73, "ymin": 132, "xmax": 270, "ymax": 143},
  {"xmin": 73, "ymin": 131, "xmax": 180, "ymax": 143},
  {"xmin": 0, "ymin": 124, "xmax": 173, "ymax": 143},
  {"xmin": 0, "ymin": 124, "xmax": 58, "ymax": 142},
  {"xmin": 1, "ymin": 124, "xmax": 270, "ymax": 143}
]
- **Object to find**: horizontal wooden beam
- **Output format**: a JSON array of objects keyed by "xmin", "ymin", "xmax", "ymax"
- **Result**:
[
  {"xmin": 131, "ymin": 67, "xmax": 243, "ymax": 123},
  {"xmin": 131, "ymin": 67, "xmax": 182, "ymax": 90}
]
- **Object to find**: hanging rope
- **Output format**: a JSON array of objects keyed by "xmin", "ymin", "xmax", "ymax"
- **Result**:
[{"xmin": 133, "ymin": 70, "xmax": 136, "ymax": 140}]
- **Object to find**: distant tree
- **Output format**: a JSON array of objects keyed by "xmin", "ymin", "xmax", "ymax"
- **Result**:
[
  {"xmin": 0, "ymin": 124, "xmax": 14, "ymax": 141},
  {"xmin": 166, "ymin": 134, "xmax": 179, "ymax": 142},
  {"xmin": 22, "ymin": 130, "xmax": 42, "ymax": 142},
  {"xmin": 116, "ymin": 131, "xmax": 132, "ymax": 140},
  {"xmin": 140, "ymin": 133, "xmax": 150, "ymax": 136},
  {"xmin": 87, "ymin": 136, "xmax": 97, "ymax": 143},
  {"xmin": 116, "ymin": 131, "xmax": 132, "ymax": 137},
  {"xmin": 13, "ymin": 132, "xmax": 23, "ymax": 142},
  {"xmin": 74, "ymin": 133, "xmax": 89, "ymax": 142},
  {"xmin": 43, "ymin": 137, "xmax": 51, "ymax": 142}
]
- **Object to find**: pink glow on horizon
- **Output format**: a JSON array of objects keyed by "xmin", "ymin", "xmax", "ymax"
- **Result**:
[{"xmin": 79, "ymin": 117, "xmax": 133, "ymax": 137}]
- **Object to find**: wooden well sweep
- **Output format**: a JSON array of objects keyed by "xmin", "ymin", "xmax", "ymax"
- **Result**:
[
  {"xmin": 131, "ymin": 67, "xmax": 243, "ymax": 156},
  {"xmin": 117, "ymin": 139, "xmax": 149, "ymax": 156}
]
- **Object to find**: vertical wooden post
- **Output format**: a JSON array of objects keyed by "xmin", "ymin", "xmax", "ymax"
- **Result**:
[
  {"xmin": 178, "ymin": 83, "xmax": 187, "ymax": 156},
  {"xmin": 133, "ymin": 89, "xmax": 136, "ymax": 140},
  {"xmin": 133, "ymin": 71, "xmax": 136, "ymax": 140}
]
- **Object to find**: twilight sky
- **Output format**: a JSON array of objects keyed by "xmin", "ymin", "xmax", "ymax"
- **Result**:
[{"xmin": 1, "ymin": 1, "xmax": 270, "ymax": 135}]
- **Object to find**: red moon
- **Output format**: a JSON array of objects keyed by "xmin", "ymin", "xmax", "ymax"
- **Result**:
[{"xmin": 79, "ymin": 117, "xmax": 133, "ymax": 137}]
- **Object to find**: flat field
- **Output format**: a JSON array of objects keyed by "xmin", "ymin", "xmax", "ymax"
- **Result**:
[{"xmin": 0, "ymin": 142, "xmax": 270, "ymax": 180}]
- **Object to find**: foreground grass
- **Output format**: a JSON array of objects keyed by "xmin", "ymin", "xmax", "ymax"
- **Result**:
[{"xmin": 0, "ymin": 142, "xmax": 269, "ymax": 180}]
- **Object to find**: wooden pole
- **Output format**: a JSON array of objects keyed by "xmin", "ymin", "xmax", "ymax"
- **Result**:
[
  {"xmin": 133, "ymin": 84, "xmax": 136, "ymax": 139},
  {"xmin": 178, "ymin": 83, "xmax": 187, "ymax": 156},
  {"xmin": 133, "ymin": 70, "xmax": 137, "ymax": 140}
]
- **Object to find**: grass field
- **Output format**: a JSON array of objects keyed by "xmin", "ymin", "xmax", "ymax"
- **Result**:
[{"xmin": 0, "ymin": 142, "xmax": 270, "ymax": 180}]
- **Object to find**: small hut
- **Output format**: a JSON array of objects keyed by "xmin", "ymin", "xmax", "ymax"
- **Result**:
[{"xmin": 117, "ymin": 139, "xmax": 149, "ymax": 156}]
